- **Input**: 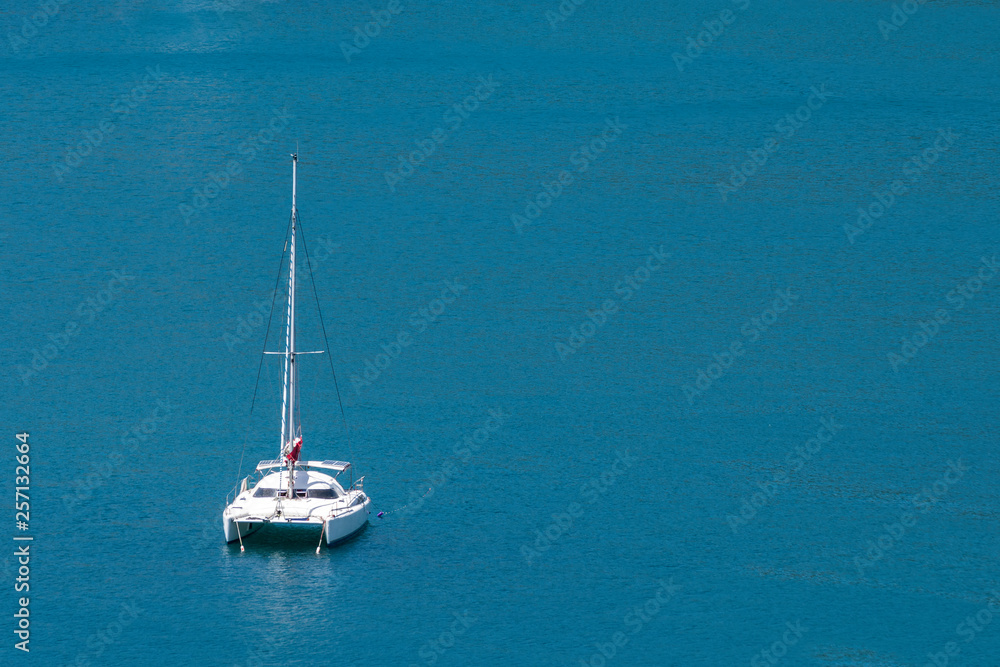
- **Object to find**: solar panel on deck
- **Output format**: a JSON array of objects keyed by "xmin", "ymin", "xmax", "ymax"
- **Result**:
[{"xmin": 255, "ymin": 459, "xmax": 349, "ymax": 471}]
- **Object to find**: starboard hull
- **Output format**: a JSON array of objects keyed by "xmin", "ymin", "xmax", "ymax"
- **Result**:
[{"xmin": 324, "ymin": 496, "xmax": 371, "ymax": 545}]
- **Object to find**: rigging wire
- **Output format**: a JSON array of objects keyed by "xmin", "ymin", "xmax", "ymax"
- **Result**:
[
  {"xmin": 297, "ymin": 213, "xmax": 356, "ymax": 488},
  {"xmin": 231, "ymin": 212, "xmax": 294, "ymax": 497}
]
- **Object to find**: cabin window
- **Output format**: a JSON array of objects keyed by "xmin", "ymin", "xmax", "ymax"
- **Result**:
[
  {"xmin": 253, "ymin": 487, "xmax": 278, "ymax": 498},
  {"xmin": 307, "ymin": 488, "xmax": 340, "ymax": 499}
]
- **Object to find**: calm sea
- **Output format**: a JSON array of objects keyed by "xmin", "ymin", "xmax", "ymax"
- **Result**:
[{"xmin": 2, "ymin": 0, "xmax": 999, "ymax": 665}]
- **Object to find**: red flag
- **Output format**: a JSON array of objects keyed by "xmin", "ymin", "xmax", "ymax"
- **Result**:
[{"xmin": 286, "ymin": 436, "xmax": 302, "ymax": 463}]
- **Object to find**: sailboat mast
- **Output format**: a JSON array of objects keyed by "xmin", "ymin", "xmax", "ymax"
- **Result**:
[
  {"xmin": 279, "ymin": 154, "xmax": 299, "ymax": 489},
  {"xmin": 288, "ymin": 154, "xmax": 298, "ymax": 495}
]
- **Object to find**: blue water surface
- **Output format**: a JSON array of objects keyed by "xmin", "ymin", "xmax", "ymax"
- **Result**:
[{"xmin": 2, "ymin": 0, "xmax": 999, "ymax": 665}]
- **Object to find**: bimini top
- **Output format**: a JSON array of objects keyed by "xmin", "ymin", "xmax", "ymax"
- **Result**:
[
  {"xmin": 254, "ymin": 468, "xmax": 344, "ymax": 491},
  {"xmin": 255, "ymin": 459, "xmax": 351, "ymax": 473}
]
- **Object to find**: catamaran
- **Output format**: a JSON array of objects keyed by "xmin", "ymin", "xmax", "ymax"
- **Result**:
[{"xmin": 223, "ymin": 153, "xmax": 371, "ymax": 550}]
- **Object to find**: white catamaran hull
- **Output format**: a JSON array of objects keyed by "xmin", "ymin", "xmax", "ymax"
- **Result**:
[
  {"xmin": 223, "ymin": 469, "xmax": 371, "ymax": 547},
  {"xmin": 324, "ymin": 496, "xmax": 371, "ymax": 544},
  {"xmin": 223, "ymin": 500, "xmax": 370, "ymax": 546}
]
